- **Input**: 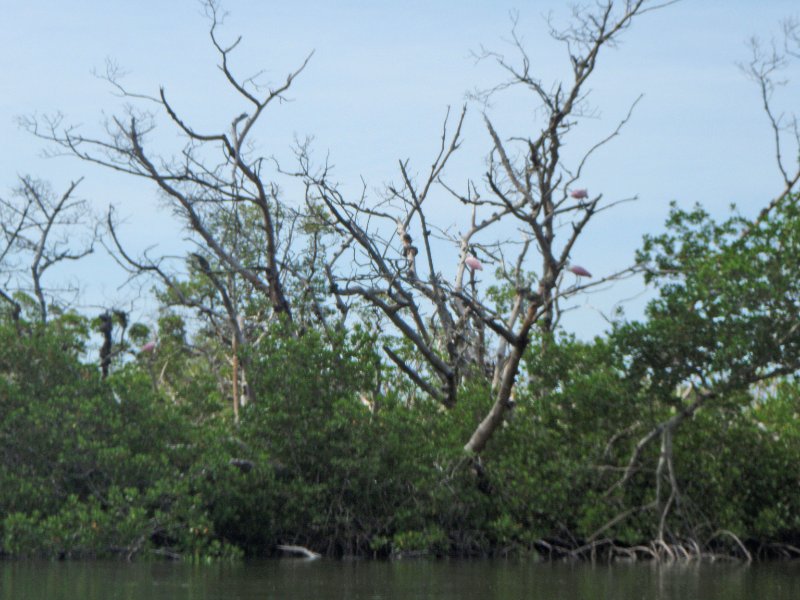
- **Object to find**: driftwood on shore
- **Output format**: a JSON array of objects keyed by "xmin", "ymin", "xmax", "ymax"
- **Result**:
[{"xmin": 276, "ymin": 544, "xmax": 321, "ymax": 559}]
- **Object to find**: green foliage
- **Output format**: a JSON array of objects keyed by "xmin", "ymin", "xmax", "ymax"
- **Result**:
[
  {"xmin": 2, "ymin": 196, "xmax": 800, "ymax": 561},
  {"xmin": 0, "ymin": 316, "xmax": 235, "ymax": 559},
  {"xmin": 632, "ymin": 199, "xmax": 800, "ymax": 387},
  {"xmin": 598, "ymin": 196, "xmax": 800, "ymax": 546},
  {"xmin": 232, "ymin": 326, "xmax": 468, "ymax": 556},
  {"xmin": 672, "ymin": 384, "xmax": 800, "ymax": 541}
]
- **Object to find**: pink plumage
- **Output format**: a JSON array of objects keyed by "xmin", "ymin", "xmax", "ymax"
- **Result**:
[
  {"xmin": 567, "ymin": 264, "xmax": 592, "ymax": 277},
  {"xmin": 140, "ymin": 341, "xmax": 157, "ymax": 353},
  {"xmin": 465, "ymin": 256, "xmax": 483, "ymax": 271},
  {"xmin": 570, "ymin": 189, "xmax": 589, "ymax": 199}
]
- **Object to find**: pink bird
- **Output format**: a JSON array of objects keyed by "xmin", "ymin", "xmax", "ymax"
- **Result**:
[
  {"xmin": 465, "ymin": 256, "xmax": 483, "ymax": 271},
  {"xmin": 140, "ymin": 341, "xmax": 157, "ymax": 353},
  {"xmin": 570, "ymin": 189, "xmax": 589, "ymax": 200},
  {"xmin": 567, "ymin": 264, "xmax": 592, "ymax": 278}
]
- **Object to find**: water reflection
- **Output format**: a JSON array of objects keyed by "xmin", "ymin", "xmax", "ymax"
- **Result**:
[{"xmin": 2, "ymin": 558, "xmax": 799, "ymax": 599}]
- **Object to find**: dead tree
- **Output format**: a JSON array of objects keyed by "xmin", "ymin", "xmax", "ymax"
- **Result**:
[
  {"xmin": 20, "ymin": 1, "xmax": 331, "ymax": 416},
  {"xmin": 0, "ymin": 175, "xmax": 95, "ymax": 323},
  {"xmin": 304, "ymin": 1, "xmax": 666, "ymax": 453},
  {"xmin": 104, "ymin": 208, "xmax": 258, "ymax": 410},
  {"xmin": 741, "ymin": 18, "xmax": 800, "ymax": 233},
  {"xmin": 21, "ymin": 0, "xmax": 312, "ymax": 329}
]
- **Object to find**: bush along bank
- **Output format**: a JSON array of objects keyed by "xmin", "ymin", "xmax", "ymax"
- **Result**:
[{"xmin": 1, "ymin": 314, "xmax": 799, "ymax": 562}]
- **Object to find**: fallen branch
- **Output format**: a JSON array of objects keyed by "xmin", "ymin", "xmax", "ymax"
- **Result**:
[{"xmin": 276, "ymin": 544, "xmax": 321, "ymax": 559}]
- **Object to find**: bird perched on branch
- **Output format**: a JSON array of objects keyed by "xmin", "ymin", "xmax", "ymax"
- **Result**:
[
  {"xmin": 567, "ymin": 263, "xmax": 592, "ymax": 278},
  {"xmin": 465, "ymin": 255, "xmax": 483, "ymax": 271}
]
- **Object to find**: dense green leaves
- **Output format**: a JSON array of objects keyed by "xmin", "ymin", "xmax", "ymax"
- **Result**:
[{"xmin": 2, "ymin": 198, "xmax": 800, "ymax": 560}]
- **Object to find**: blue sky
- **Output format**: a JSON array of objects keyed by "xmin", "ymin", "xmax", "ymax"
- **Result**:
[{"xmin": 2, "ymin": 1, "xmax": 799, "ymax": 337}]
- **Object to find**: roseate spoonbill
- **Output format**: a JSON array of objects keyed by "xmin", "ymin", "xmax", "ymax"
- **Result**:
[
  {"xmin": 570, "ymin": 189, "xmax": 589, "ymax": 199},
  {"xmin": 465, "ymin": 256, "xmax": 483, "ymax": 271},
  {"xmin": 567, "ymin": 264, "xmax": 592, "ymax": 278},
  {"xmin": 140, "ymin": 341, "xmax": 157, "ymax": 353}
]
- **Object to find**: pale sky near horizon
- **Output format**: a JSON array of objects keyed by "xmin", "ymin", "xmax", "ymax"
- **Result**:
[{"xmin": 2, "ymin": 1, "xmax": 799, "ymax": 339}]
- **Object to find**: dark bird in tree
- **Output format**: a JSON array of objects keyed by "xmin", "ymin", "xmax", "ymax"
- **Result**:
[{"xmin": 98, "ymin": 312, "xmax": 113, "ymax": 379}]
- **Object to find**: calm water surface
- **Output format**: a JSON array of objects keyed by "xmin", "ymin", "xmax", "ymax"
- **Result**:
[{"xmin": 2, "ymin": 559, "xmax": 799, "ymax": 599}]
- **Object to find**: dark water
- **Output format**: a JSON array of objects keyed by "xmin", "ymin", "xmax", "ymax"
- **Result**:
[{"xmin": 2, "ymin": 559, "xmax": 799, "ymax": 600}]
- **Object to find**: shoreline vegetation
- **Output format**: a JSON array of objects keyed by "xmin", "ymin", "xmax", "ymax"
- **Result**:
[
  {"xmin": 2, "ymin": 1, "xmax": 800, "ymax": 563},
  {"xmin": 1, "ymin": 309, "xmax": 798, "ymax": 563}
]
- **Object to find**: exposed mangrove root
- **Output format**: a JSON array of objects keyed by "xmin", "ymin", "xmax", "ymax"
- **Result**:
[
  {"xmin": 707, "ymin": 530, "xmax": 753, "ymax": 563},
  {"xmin": 532, "ymin": 535, "xmax": 759, "ymax": 564},
  {"xmin": 756, "ymin": 543, "xmax": 800, "ymax": 560}
]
